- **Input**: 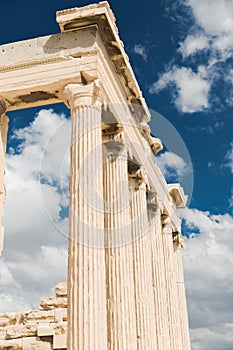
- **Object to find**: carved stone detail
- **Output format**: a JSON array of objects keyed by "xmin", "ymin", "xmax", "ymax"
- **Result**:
[
  {"xmin": 128, "ymin": 162, "xmax": 149, "ymax": 191},
  {"xmin": 173, "ymin": 231, "xmax": 185, "ymax": 249},
  {"xmin": 139, "ymin": 121, "xmax": 163, "ymax": 155},
  {"xmin": 63, "ymin": 79, "xmax": 104, "ymax": 111},
  {"xmin": 102, "ymin": 123, "xmax": 129, "ymax": 163},
  {"xmin": 147, "ymin": 191, "xmax": 160, "ymax": 219}
]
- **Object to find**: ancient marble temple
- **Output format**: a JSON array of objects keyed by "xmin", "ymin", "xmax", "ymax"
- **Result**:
[{"xmin": 0, "ymin": 2, "xmax": 191, "ymax": 349}]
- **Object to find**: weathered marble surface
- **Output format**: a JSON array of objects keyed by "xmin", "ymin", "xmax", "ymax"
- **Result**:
[{"xmin": 0, "ymin": 2, "xmax": 191, "ymax": 350}]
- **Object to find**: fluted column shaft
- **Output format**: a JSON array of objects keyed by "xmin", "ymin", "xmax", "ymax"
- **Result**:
[
  {"xmin": 162, "ymin": 216, "xmax": 182, "ymax": 350},
  {"xmin": 147, "ymin": 200, "xmax": 171, "ymax": 350},
  {"xmin": 129, "ymin": 174, "xmax": 157, "ymax": 349},
  {"xmin": 173, "ymin": 235, "xmax": 191, "ymax": 350},
  {"xmin": 0, "ymin": 102, "xmax": 9, "ymax": 255},
  {"xmin": 64, "ymin": 81, "xmax": 107, "ymax": 350},
  {"xmin": 103, "ymin": 129, "xmax": 137, "ymax": 349}
]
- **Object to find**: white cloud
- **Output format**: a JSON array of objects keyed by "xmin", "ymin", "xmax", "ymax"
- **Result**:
[
  {"xmin": 151, "ymin": 0, "xmax": 233, "ymax": 112},
  {"xmin": 7, "ymin": 246, "xmax": 68, "ymax": 294},
  {"xmin": 0, "ymin": 293, "xmax": 32, "ymax": 313},
  {"xmin": 187, "ymin": 0, "xmax": 233, "ymax": 38},
  {"xmin": 150, "ymin": 66, "xmax": 210, "ymax": 113},
  {"xmin": 0, "ymin": 246, "xmax": 67, "ymax": 312},
  {"xmin": 0, "ymin": 261, "xmax": 16, "ymax": 287},
  {"xmin": 229, "ymin": 188, "xmax": 233, "ymax": 209},
  {"xmin": 179, "ymin": 33, "xmax": 209, "ymax": 58},
  {"xmin": 10, "ymin": 108, "xmax": 70, "ymax": 185},
  {"xmin": 181, "ymin": 207, "xmax": 233, "ymax": 350},
  {"xmin": 186, "ymin": 0, "xmax": 233, "ymax": 60},
  {"xmin": 0, "ymin": 109, "xmax": 70, "ymax": 312},
  {"xmin": 133, "ymin": 44, "xmax": 147, "ymax": 61},
  {"xmin": 225, "ymin": 143, "xmax": 233, "ymax": 210},
  {"xmin": 226, "ymin": 142, "xmax": 233, "ymax": 173},
  {"xmin": 155, "ymin": 151, "xmax": 190, "ymax": 180},
  {"xmin": 190, "ymin": 324, "xmax": 233, "ymax": 350},
  {"xmin": 225, "ymin": 70, "xmax": 233, "ymax": 106}
]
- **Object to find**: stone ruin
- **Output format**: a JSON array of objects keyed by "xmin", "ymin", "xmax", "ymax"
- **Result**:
[{"xmin": 0, "ymin": 3, "xmax": 191, "ymax": 349}]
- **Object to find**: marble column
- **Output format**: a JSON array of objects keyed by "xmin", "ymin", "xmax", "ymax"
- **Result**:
[
  {"xmin": 0, "ymin": 101, "xmax": 9, "ymax": 255},
  {"xmin": 161, "ymin": 214, "xmax": 183, "ymax": 350},
  {"xmin": 147, "ymin": 194, "xmax": 171, "ymax": 350},
  {"xmin": 102, "ymin": 124, "xmax": 137, "ymax": 349},
  {"xmin": 173, "ymin": 232, "xmax": 191, "ymax": 350},
  {"xmin": 128, "ymin": 166, "xmax": 157, "ymax": 349},
  {"xmin": 63, "ymin": 81, "xmax": 107, "ymax": 350}
]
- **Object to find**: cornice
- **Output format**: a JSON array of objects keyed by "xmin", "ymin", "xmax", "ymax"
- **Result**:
[
  {"xmin": 0, "ymin": 57, "xmax": 66, "ymax": 73},
  {"xmin": 56, "ymin": 2, "xmax": 151, "ymax": 123}
]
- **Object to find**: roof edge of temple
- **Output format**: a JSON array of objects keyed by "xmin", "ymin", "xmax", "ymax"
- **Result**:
[
  {"xmin": 167, "ymin": 183, "xmax": 188, "ymax": 208},
  {"xmin": 56, "ymin": 1, "xmax": 151, "ymax": 124}
]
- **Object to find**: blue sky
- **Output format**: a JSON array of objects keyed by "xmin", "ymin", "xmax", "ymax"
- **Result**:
[{"xmin": 0, "ymin": 1, "xmax": 233, "ymax": 350}]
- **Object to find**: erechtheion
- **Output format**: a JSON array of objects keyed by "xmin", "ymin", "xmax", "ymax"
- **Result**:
[{"xmin": 0, "ymin": 2, "xmax": 191, "ymax": 349}]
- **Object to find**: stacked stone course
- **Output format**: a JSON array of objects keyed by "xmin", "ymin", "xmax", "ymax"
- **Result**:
[{"xmin": 0, "ymin": 282, "xmax": 68, "ymax": 350}]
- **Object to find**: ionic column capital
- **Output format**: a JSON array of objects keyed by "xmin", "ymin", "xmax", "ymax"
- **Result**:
[
  {"xmin": 0, "ymin": 114, "xmax": 9, "ymax": 126},
  {"xmin": 128, "ymin": 163, "xmax": 149, "ymax": 191},
  {"xmin": 173, "ymin": 231, "xmax": 185, "ymax": 249},
  {"xmin": 102, "ymin": 123, "xmax": 129, "ymax": 159},
  {"xmin": 161, "ymin": 214, "xmax": 173, "ymax": 235},
  {"xmin": 147, "ymin": 191, "xmax": 162, "ymax": 218},
  {"xmin": 150, "ymin": 136, "xmax": 163, "ymax": 155},
  {"xmin": 102, "ymin": 122, "xmax": 123, "ymax": 138},
  {"xmin": 0, "ymin": 100, "xmax": 9, "ymax": 155},
  {"xmin": 139, "ymin": 121, "xmax": 163, "ymax": 155},
  {"xmin": 63, "ymin": 79, "xmax": 105, "ymax": 111},
  {"xmin": 0, "ymin": 99, "xmax": 6, "ymax": 117},
  {"xmin": 0, "ymin": 99, "xmax": 9, "ymax": 124}
]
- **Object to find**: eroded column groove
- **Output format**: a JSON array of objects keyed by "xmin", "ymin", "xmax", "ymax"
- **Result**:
[
  {"xmin": 147, "ymin": 194, "xmax": 171, "ymax": 350},
  {"xmin": 64, "ymin": 81, "xmax": 107, "ymax": 350},
  {"xmin": 161, "ymin": 214, "xmax": 183, "ymax": 350},
  {"xmin": 0, "ymin": 100, "xmax": 9, "ymax": 255},
  {"xmin": 129, "ymin": 166, "xmax": 157, "ymax": 349},
  {"xmin": 102, "ymin": 124, "xmax": 137, "ymax": 350},
  {"xmin": 173, "ymin": 232, "xmax": 191, "ymax": 350}
]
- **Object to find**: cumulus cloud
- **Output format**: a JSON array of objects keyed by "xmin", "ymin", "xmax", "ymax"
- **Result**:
[
  {"xmin": 0, "ymin": 109, "xmax": 70, "ymax": 312},
  {"xmin": 229, "ymin": 190, "xmax": 233, "ymax": 209},
  {"xmin": 190, "ymin": 324, "xmax": 233, "ymax": 350},
  {"xmin": 225, "ymin": 143, "xmax": 233, "ymax": 210},
  {"xmin": 0, "ymin": 293, "xmax": 32, "ymax": 313},
  {"xmin": 150, "ymin": 66, "xmax": 210, "ymax": 113},
  {"xmin": 187, "ymin": 0, "xmax": 233, "ymax": 37},
  {"xmin": 0, "ymin": 246, "xmax": 67, "ymax": 312},
  {"xmin": 186, "ymin": 0, "xmax": 233, "ymax": 59},
  {"xmin": 226, "ymin": 142, "xmax": 233, "ymax": 173},
  {"xmin": 181, "ymin": 207, "xmax": 233, "ymax": 350},
  {"xmin": 155, "ymin": 151, "xmax": 190, "ymax": 180},
  {"xmin": 151, "ymin": 0, "xmax": 233, "ymax": 112},
  {"xmin": 133, "ymin": 44, "xmax": 147, "ymax": 61},
  {"xmin": 178, "ymin": 33, "xmax": 209, "ymax": 58}
]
